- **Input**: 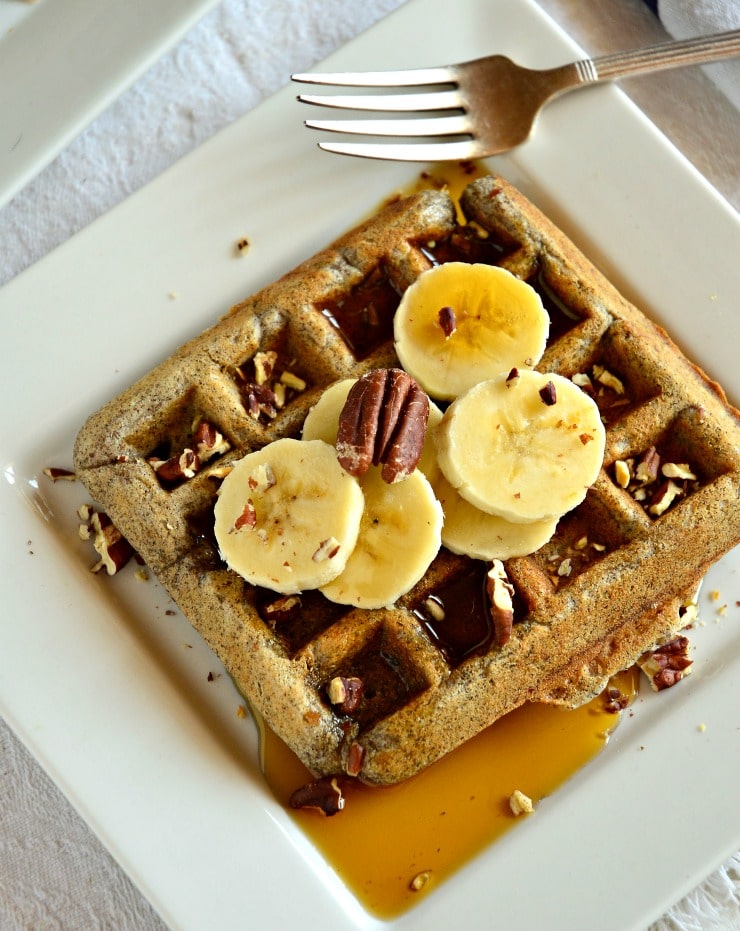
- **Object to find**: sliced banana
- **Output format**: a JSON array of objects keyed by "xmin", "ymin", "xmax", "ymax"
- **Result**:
[
  {"xmin": 214, "ymin": 438, "xmax": 364, "ymax": 594},
  {"xmin": 394, "ymin": 262, "xmax": 549, "ymax": 400},
  {"xmin": 302, "ymin": 377, "xmax": 444, "ymax": 482},
  {"xmin": 321, "ymin": 466, "xmax": 443, "ymax": 609},
  {"xmin": 301, "ymin": 379, "xmax": 355, "ymax": 446},
  {"xmin": 432, "ymin": 470, "xmax": 558, "ymax": 560},
  {"xmin": 436, "ymin": 370, "xmax": 605, "ymax": 523}
]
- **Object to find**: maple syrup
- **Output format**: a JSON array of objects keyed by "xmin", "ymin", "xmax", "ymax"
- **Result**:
[{"xmin": 258, "ymin": 668, "xmax": 638, "ymax": 920}]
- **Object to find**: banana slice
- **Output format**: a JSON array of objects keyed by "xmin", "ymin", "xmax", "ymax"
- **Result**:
[
  {"xmin": 302, "ymin": 377, "xmax": 444, "ymax": 482},
  {"xmin": 436, "ymin": 370, "xmax": 605, "ymax": 523},
  {"xmin": 214, "ymin": 438, "xmax": 364, "ymax": 594},
  {"xmin": 394, "ymin": 262, "xmax": 549, "ymax": 400},
  {"xmin": 321, "ymin": 466, "xmax": 443, "ymax": 609},
  {"xmin": 432, "ymin": 470, "xmax": 558, "ymax": 560},
  {"xmin": 301, "ymin": 378, "xmax": 355, "ymax": 446}
]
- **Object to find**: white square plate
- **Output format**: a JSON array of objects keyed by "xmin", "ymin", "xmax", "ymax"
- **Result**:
[
  {"xmin": 1, "ymin": 0, "xmax": 738, "ymax": 928},
  {"xmin": 0, "ymin": 0, "xmax": 220, "ymax": 209}
]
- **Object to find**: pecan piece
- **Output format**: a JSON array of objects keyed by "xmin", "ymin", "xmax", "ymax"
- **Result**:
[
  {"xmin": 289, "ymin": 775, "xmax": 345, "ymax": 816},
  {"xmin": 327, "ymin": 675, "xmax": 364, "ymax": 715},
  {"xmin": 262, "ymin": 594, "xmax": 301, "ymax": 625},
  {"xmin": 648, "ymin": 479, "xmax": 683, "ymax": 516},
  {"xmin": 312, "ymin": 537, "xmax": 341, "ymax": 562},
  {"xmin": 42, "ymin": 466, "xmax": 76, "ymax": 482},
  {"xmin": 245, "ymin": 383, "xmax": 278, "ymax": 420},
  {"xmin": 344, "ymin": 741, "xmax": 365, "ymax": 777},
  {"xmin": 336, "ymin": 368, "xmax": 429, "ymax": 484},
  {"xmin": 89, "ymin": 511, "xmax": 134, "ymax": 575},
  {"xmin": 509, "ymin": 789, "xmax": 534, "ymax": 816},
  {"xmin": 635, "ymin": 445, "xmax": 660, "ymax": 483},
  {"xmin": 437, "ymin": 305, "xmax": 456, "ymax": 337},
  {"xmin": 151, "ymin": 449, "xmax": 200, "ymax": 483},
  {"xmin": 637, "ymin": 635, "xmax": 693, "ymax": 691},
  {"xmin": 486, "ymin": 559, "xmax": 515, "ymax": 646},
  {"xmin": 603, "ymin": 686, "xmax": 629, "ymax": 713},
  {"xmin": 193, "ymin": 420, "xmax": 230, "ymax": 462},
  {"xmin": 538, "ymin": 380, "xmax": 557, "ymax": 406}
]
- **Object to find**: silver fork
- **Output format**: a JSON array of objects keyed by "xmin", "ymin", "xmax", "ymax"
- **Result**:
[{"xmin": 292, "ymin": 30, "xmax": 740, "ymax": 161}]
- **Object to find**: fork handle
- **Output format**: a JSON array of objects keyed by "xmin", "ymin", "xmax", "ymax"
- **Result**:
[{"xmin": 574, "ymin": 29, "xmax": 740, "ymax": 83}]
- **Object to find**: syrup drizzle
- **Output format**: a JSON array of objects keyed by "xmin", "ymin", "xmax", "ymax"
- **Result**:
[{"xmin": 259, "ymin": 668, "xmax": 638, "ymax": 919}]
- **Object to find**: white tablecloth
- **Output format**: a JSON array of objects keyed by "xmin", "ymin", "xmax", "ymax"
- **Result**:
[{"xmin": 1, "ymin": 0, "xmax": 738, "ymax": 928}]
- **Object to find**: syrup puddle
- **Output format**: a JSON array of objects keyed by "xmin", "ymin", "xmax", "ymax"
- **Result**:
[{"xmin": 258, "ymin": 668, "xmax": 638, "ymax": 919}]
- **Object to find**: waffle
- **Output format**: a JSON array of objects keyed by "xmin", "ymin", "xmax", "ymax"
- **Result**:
[{"xmin": 73, "ymin": 174, "xmax": 740, "ymax": 787}]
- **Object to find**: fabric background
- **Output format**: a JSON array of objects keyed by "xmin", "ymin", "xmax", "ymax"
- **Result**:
[{"xmin": 1, "ymin": 1, "xmax": 738, "ymax": 928}]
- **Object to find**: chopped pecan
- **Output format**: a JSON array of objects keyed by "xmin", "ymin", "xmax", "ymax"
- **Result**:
[
  {"xmin": 89, "ymin": 511, "xmax": 134, "ymax": 575},
  {"xmin": 151, "ymin": 449, "xmax": 200, "ymax": 483},
  {"xmin": 637, "ymin": 635, "xmax": 693, "ymax": 691},
  {"xmin": 253, "ymin": 350, "xmax": 277, "ymax": 385},
  {"xmin": 236, "ymin": 352, "xmax": 307, "ymax": 419},
  {"xmin": 248, "ymin": 463, "xmax": 276, "ymax": 492},
  {"xmin": 262, "ymin": 594, "xmax": 301, "ymax": 625},
  {"xmin": 571, "ymin": 371, "xmax": 594, "ymax": 394},
  {"xmin": 662, "ymin": 462, "xmax": 697, "ymax": 481},
  {"xmin": 437, "ymin": 305, "xmax": 456, "ymax": 337},
  {"xmin": 233, "ymin": 499, "xmax": 257, "ymax": 531},
  {"xmin": 344, "ymin": 741, "xmax": 365, "ymax": 777},
  {"xmin": 280, "ymin": 370, "xmax": 307, "ymax": 392},
  {"xmin": 327, "ymin": 675, "xmax": 364, "ymax": 715},
  {"xmin": 539, "ymin": 380, "xmax": 557, "ymax": 405},
  {"xmin": 42, "ymin": 466, "xmax": 76, "ymax": 482},
  {"xmin": 289, "ymin": 775, "xmax": 345, "ymax": 816},
  {"xmin": 193, "ymin": 421, "xmax": 230, "ymax": 462},
  {"xmin": 313, "ymin": 537, "xmax": 341, "ymax": 562},
  {"xmin": 603, "ymin": 686, "xmax": 629, "ymax": 713},
  {"xmin": 336, "ymin": 368, "xmax": 429, "ymax": 484},
  {"xmin": 648, "ymin": 479, "xmax": 683, "ymax": 516},
  {"xmin": 409, "ymin": 871, "xmax": 432, "ymax": 891},
  {"xmin": 423, "ymin": 595, "xmax": 445, "ymax": 622},
  {"xmin": 614, "ymin": 459, "xmax": 631, "ymax": 488},
  {"xmin": 509, "ymin": 789, "xmax": 534, "ymax": 816},
  {"xmin": 245, "ymin": 383, "xmax": 278, "ymax": 420},
  {"xmin": 592, "ymin": 364, "xmax": 625, "ymax": 395},
  {"xmin": 635, "ymin": 446, "xmax": 660, "ymax": 483},
  {"xmin": 486, "ymin": 559, "xmax": 515, "ymax": 646}
]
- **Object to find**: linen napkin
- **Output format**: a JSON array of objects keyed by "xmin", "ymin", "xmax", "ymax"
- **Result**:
[{"xmin": 646, "ymin": 0, "xmax": 740, "ymax": 108}]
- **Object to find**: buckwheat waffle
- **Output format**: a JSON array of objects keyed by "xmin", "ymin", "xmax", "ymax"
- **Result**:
[{"xmin": 73, "ymin": 174, "xmax": 740, "ymax": 787}]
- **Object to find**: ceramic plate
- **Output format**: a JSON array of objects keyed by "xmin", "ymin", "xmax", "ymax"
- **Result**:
[
  {"xmin": 0, "ymin": 0, "xmax": 220, "ymax": 209},
  {"xmin": 1, "ymin": 0, "xmax": 738, "ymax": 928}
]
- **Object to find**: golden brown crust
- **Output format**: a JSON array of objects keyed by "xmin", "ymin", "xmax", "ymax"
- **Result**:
[{"xmin": 74, "ymin": 176, "xmax": 740, "ymax": 786}]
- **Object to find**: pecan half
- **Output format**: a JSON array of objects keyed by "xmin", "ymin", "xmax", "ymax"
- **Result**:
[{"xmin": 336, "ymin": 368, "xmax": 429, "ymax": 484}]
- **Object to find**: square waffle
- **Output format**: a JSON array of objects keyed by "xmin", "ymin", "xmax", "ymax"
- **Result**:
[{"xmin": 73, "ymin": 174, "xmax": 740, "ymax": 787}]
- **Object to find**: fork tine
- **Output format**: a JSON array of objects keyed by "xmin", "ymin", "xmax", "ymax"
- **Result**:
[
  {"xmin": 315, "ymin": 139, "xmax": 485, "ymax": 162},
  {"xmin": 292, "ymin": 66, "xmax": 456, "ymax": 88},
  {"xmin": 297, "ymin": 89, "xmax": 463, "ymax": 113},
  {"xmin": 305, "ymin": 114, "xmax": 472, "ymax": 137}
]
